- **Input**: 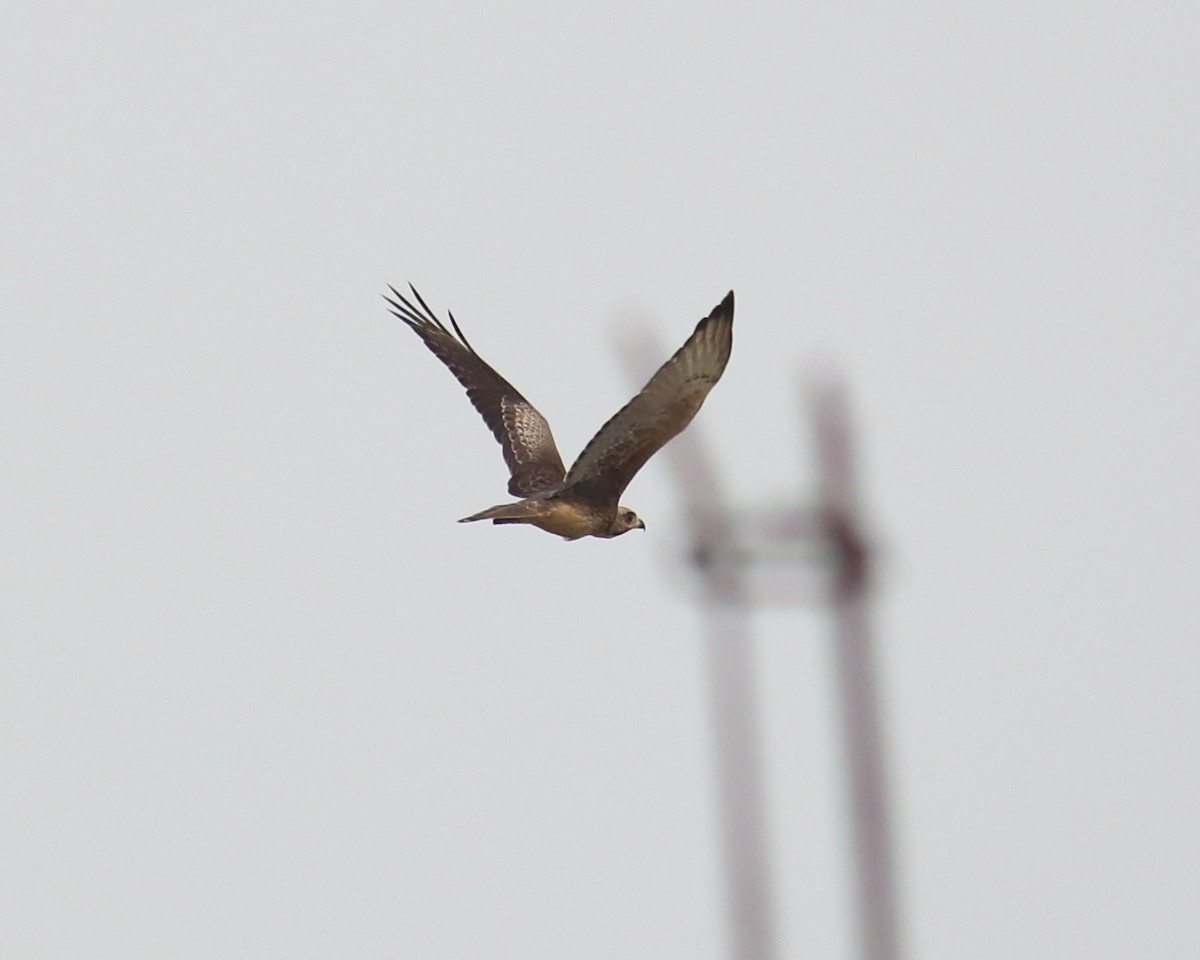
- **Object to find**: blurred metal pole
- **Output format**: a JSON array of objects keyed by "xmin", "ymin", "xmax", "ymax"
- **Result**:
[
  {"xmin": 618, "ymin": 325, "xmax": 900, "ymax": 960},
  {"xmin": 618, "ymin": 333, "xmax": 777, "ymax": 960},
  {"xmin": 811, "ymin": 380, "xmax": 900, "ymax": 960}
]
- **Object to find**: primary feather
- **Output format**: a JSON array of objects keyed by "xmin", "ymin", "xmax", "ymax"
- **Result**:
[
  {"xmin": 560, "ymin": 291, "xmax": 734, "ymax": 507},
  {"xmin": 382, "ymin": 285, "xmax": 566, "ymax": 497}
]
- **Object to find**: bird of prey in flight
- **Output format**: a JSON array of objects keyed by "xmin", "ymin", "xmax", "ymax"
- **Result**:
[{"xmin": 384, "ymin": 286, "xmax": 735, "ymax": 540}]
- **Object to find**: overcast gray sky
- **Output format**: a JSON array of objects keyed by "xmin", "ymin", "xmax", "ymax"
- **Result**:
[{"xmin": 4, "ymin": 2, "xmax": 1198, "ymax": 958}]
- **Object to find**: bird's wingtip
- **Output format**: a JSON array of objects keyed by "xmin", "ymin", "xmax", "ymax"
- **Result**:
[{"xmin": 701, "ymin": 289, "xmax": 735, "ymax": 328}]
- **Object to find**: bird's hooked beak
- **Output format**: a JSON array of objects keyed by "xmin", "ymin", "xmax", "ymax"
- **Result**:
[{"xmin": 636, "ymin": 518, "xmax": 646, "ymax": 531}]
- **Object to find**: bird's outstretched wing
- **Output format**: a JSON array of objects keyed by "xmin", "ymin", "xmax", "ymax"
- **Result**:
[
  {"xmin": 559, "ymin": 291, "xmax": 734, "ymax": 508},
  {"xmin": 384, "ymin": 284, "xmax": 566, "ymax": 497}
]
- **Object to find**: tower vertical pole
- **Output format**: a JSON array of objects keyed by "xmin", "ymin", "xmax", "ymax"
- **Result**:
[
  {"xmin": 811, "ymin": 381, "xmax": 901, "ymax": 960},
  {"xmin": 619, "ymin": 333, "xmax": 777, "ymax": 960}
]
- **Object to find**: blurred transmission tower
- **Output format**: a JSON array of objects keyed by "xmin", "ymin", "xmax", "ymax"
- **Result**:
[{"xmin": 618, "ymin": 330, "xmax": 901, "ymax": 960}]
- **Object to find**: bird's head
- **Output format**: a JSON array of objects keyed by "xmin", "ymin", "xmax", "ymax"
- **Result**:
[{"xmin": 609, "ymin": 507, "xmax": 646, "ymax": 536}]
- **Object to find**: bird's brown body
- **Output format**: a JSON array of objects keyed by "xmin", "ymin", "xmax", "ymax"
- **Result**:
[
  {"xmin": 385, "ymin": 285, "xmax": 735, "ymax": 540},
  {"xmin": 460, "ymin": 494, "xmax": 642, "ymax": 540}
]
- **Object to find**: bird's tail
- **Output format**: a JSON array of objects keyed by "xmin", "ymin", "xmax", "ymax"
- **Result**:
[{"xmin": 458, "ymin": 500, "xmax": 541, "ymax": 524}]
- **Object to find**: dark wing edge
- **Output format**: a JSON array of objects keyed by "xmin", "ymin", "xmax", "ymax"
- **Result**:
[
  {"xmin": 383, "ymin": 284, "xmax": 566, "ymax": 497},
  {"xmin": 560, "ymin": 290, "xmax": 735, "ymax": 507}
]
